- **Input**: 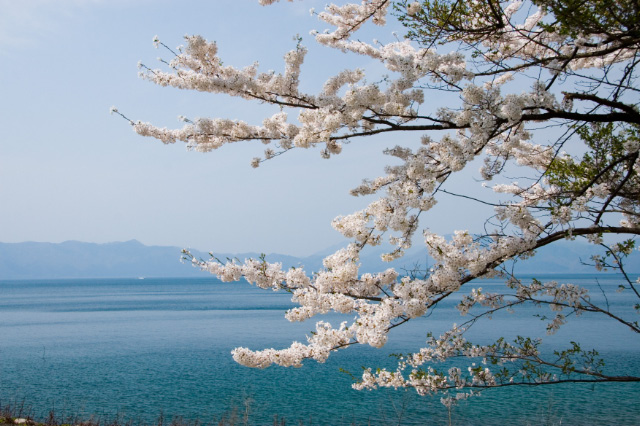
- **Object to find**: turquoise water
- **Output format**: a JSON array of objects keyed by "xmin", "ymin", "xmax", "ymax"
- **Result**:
[{"xmin": 0, "ymin": 275, "xmax": 638, "ymax": 425}]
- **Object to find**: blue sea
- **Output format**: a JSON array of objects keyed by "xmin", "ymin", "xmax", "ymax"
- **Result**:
[{"xmin": 1, "ymin": 275, "xmax": 639, "ymax": 425}]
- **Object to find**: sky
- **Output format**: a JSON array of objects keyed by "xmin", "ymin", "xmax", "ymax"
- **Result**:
[{"xmin": 0, "ymin": 0, "xmax": 491, "ymax": 256}]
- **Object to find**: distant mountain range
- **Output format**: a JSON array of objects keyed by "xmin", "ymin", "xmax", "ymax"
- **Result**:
[{"xmin": 0, "ymin": 238, "xmax": 637, "ymax": 280}]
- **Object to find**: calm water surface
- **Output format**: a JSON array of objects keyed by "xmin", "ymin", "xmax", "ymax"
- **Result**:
[{"xmin": 1, "ymin": 275, "xmax": 638, "ymax": 425}]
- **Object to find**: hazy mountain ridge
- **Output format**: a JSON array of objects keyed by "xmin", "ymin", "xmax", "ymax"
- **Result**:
[{"xmin": 0, "ymin": 239, "xmax": 637, "ymax": 280}]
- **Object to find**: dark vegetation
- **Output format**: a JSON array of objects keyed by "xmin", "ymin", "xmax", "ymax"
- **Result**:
[{"xmin": 0, "ymin": 401, "xmax": 368, "ymax": 426}]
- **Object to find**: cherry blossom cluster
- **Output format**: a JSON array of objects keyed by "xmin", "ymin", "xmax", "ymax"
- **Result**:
[{"xmin": 130, "ymin": 0, "xmax": 640, "ymax": 404}]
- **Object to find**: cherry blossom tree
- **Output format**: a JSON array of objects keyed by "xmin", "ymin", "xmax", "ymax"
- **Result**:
[{"xmin": 114, "ymin": 0, "xmax": 640, "ymax": 405}]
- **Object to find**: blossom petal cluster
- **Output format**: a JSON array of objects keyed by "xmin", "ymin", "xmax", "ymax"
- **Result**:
[{"xmin": 128, "ymin": 0, "xmax": 640, "ymax": 404}]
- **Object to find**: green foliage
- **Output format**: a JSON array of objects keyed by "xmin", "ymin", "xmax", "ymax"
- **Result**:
[
  {"xmin": 533, "ymin": 0, "xmax": 640, "ymax": 37},
  {"xmin": 338, "ymin": 367, "xmax": 357, "ymax": 380},
  {"xmin": 545, "ymin": 123, "xmax": 640, "ymax": 205},
  {"xmin": 395, "ymin": 0, "xmax": 640, "ymax": 48},
  {"xmin": 395, "ymin": 0, "xmax": 508, "ymax": 46}
]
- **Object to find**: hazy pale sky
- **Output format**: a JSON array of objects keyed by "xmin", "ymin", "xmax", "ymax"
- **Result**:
[{"xmin": 0, "ymin": 0, "xmax": 491, "ymax": 256}]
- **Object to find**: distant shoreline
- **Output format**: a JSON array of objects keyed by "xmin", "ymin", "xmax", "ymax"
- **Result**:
[{"xmin": 4, "ymin": 239, "xmax": 637, "ymax": 280}]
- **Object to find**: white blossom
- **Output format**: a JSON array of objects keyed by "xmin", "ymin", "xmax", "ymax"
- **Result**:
[{"xmin": 121, "ymin": 0, "xmax": 640, "ymax": 406}]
